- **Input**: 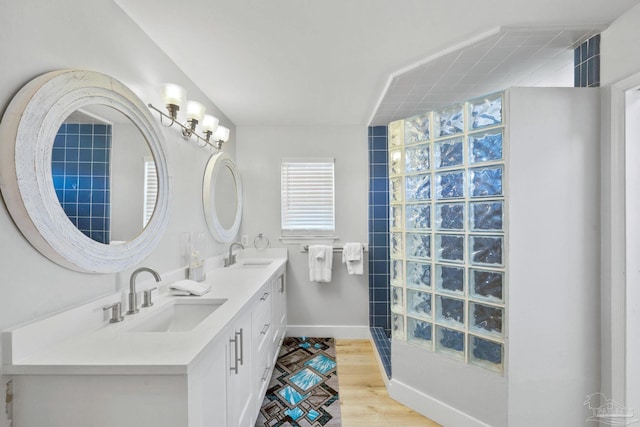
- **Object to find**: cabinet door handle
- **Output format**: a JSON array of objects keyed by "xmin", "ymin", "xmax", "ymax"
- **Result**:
[
  {"xmin": 261, "ymin": 366, "xmax": 271, "ymax": 382},
  {"xmin": 229, "ymin": 335, "xmax": 239, "ymax": 374},
  {"xmin": 279, "ymin": 275, "xmax": 285, "ymax": 293},
  {"xmin": 260, "ymin": 323, "xmax": 271, "ymax": 335},
  {"xmin": 260, "ymin": 292, "xmax": 270, "ymax": 301},
  {"xmin": 238, "ymin": 328, "xmax": 244, "ymax": 366}
]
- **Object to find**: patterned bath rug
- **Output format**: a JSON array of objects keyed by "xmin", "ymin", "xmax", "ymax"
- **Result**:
[{"xmin": 255, "ymin": 337, "xmax": 341, "ymax": 427}]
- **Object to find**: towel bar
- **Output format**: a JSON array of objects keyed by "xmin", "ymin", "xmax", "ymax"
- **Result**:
[{"xmin": 301, "ymin": 244, "xmax": 368, "ymax": 253}]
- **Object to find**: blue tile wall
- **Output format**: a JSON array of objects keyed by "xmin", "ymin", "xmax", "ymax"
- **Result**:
[
  {"xmin": 371, "ymin": 326, "xmax": 392, "ymax": 378},
  {"xmin": 52, "ymin": 123, "xmax": 112, "ymax": 244},
  {"xmin": 368, "ymin": 126, "xmax": 391, "ymax": 336},
  {"xmin": 574, "ymin": 34, "xmax": 600, "ymax": 88}
]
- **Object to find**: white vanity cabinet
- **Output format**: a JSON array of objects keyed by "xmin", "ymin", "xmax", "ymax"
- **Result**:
[
  {"xmin": 272, "ymin": 270, "xmax": 287, "ymax": 349},
  {"xmin": 191, "ymin": 270, "xmax": 287, "ymax": 427},
  {"xmin": 3, "ymin": 255, "xmax": 289, "ymax": 427},
  {"xmin": 226, "ymin": 305, "xmax": 254, "ymax": 427},
  {"xmin": 252, "ymin": 280, "xmax": 273, "ymax": 414}
]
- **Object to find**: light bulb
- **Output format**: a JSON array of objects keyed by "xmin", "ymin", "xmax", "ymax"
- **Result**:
[
  {"xmin": 213, "ymin": 125, "xmax": 230, "ymax": 143},
  {"xmin": 161, "ymin": 83, "xmax": 186, "ymax": 108},
  {"xmin": 185, "ymin": 100, "xmax": 205, "ymax": 123},
  {"xmin": 201, "ymin": 114, "xmax": 219, "ymax": 133}
]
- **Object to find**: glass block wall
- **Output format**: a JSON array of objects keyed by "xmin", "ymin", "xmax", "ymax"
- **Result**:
[
  {"xmin": 574, "ymin": 34, "xmax": 600, "ymax": 87},
  {"xmin": 52, "ymin": 123, "xmax": 112, "ymax": 244},
  {"xmin": 368, "ymin": 126, "xmax": 391, "ymax": 335},
  {"xmin": 388, "ymin": 92, "xmax": 506, "ymax": 373}
]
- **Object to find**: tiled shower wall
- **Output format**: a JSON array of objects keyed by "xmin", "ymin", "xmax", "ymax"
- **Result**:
[
  {"xmin": 368, "ymin": 126, "xmax": 391, "ymax": 335},
  {"xmin": 574, "ymin": 34, "xmax": 600, "ymax": 87},
  {"xmin": 52, "ymin": 123, "xmax": 112, "ymax": 244}
]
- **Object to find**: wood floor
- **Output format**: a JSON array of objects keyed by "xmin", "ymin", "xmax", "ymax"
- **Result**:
[{"xmin": 335, "ymin": 339, "xmax": 441, "ymax": 427}]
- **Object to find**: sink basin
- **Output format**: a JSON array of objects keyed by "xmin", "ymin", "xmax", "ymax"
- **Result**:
[
  {"xmin": 238, "ymin": 260, "xmax": 272, "ymax": 269},
  {"xmin": 127, "ymin": 299, "xmax": 227, "ymax": 332}
]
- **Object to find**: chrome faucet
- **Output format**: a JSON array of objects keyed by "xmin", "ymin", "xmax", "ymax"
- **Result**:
[
  {"xmin": 224, "ymin": 242, "xmax": 245, "ymax": 267},
  {"xmin": 128, "ymin": 267, "xmax": 161, "ymax": 315}
]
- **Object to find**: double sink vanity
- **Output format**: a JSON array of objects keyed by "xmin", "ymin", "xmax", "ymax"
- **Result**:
[
  {"xmin": 2, "ymin": 250, "xmax": 288, "ymax": 427},
  {"xmin": 0, "ymin": 68, "xmax": 285, "ymax": 426}
]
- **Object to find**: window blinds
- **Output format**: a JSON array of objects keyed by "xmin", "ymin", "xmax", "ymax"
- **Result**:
[
  {"xmin": 281, "ymin": 159, "xmax": 335, "ymax": 234},
  {"xmin": 143, "ymin": 159, "xmax": 158, "ymax": 228}
]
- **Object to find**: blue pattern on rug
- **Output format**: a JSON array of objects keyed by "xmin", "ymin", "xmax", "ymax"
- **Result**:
[{"xmin": 255, "ymin": 337, "xmax": 341, "ymax": 426}]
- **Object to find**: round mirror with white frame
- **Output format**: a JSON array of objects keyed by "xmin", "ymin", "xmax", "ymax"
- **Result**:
[
  {"xmin": 203, "ymin": 152, "xmax": 243, "ymax": 243},
  {"xmin": 0, "ymin": 69, "xmax": 170, "ymax": 273}
]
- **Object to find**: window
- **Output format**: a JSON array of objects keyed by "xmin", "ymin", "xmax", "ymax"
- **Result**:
[
  {"xmin": 143, "ymin": 158, "xmax": 158, "ymax": 228},
  {"xmin": 280, "ymin": 158, "xmax": 335, "ymax": 236}
]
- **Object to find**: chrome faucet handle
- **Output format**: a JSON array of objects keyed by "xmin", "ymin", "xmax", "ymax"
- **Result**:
[
  {"xmin": 103, "ymin": 302, "xmax": 124, "ymax": 323},
  {"xmin": 142, "ymin": 287, "xmax": 157, "ymax": 308}
]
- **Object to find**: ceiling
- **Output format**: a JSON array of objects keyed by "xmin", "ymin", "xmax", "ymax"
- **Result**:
[{"xmin": 114, "ymin": 0, "xmax": 640, "ymax": 127}]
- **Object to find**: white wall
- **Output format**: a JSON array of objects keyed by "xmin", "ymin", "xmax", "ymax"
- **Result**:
[
  {"xmin": 236, "ymin": 126, "xmax": 369, "ymax": 337},
  {"xmin": 600, "ymin": 3, "xmax": 640, "ymax": 409},
  {"xmin": 111, "ymin": 121, "xmax": 149, "ymax": 242},
  {"xmin": 0, "ymin": 2, "xmax": 234, "ymax": 425},
  {"xmin": 625, "ymin": 88, "xmax": 640, "ymax": 424},
  {"xmin": 507, "ymin": 87, "xmax": 601, "ymax": 426},
  {"xmin": 601, "ymin": 3, "xmax": 640, "ymax": 87}
]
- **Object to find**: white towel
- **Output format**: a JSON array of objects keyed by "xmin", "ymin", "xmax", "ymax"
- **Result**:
[
  {"xmin": 308, "ymin": 245, "xmax": 333, "ymax": 282},
  {"xmin": 169, "ymin": 279, "xmax": 211, "ymax": 296},
  {"xmin": 342, "ymin": 242, "xmax": 363, "ymax": 275}
]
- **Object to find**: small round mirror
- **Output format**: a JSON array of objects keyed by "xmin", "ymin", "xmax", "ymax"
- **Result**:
[{"xmin": 203, "ymin": 153, "xmax": 242, "ymax": 242}]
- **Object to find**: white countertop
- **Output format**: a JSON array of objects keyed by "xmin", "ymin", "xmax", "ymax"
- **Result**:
[{"xmin": 1, "ymin": 250, "xmax": 287, "ymax": 376}]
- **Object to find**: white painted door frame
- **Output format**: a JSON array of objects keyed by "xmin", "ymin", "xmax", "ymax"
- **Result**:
[{"xmin": 602, "ymin": 72, "xmax": 640, "ymax": 417}]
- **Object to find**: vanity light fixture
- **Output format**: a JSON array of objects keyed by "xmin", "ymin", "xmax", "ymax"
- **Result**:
[{"xmin": 148, "ymin": 83, "xmax": 231, "ymax": 152}]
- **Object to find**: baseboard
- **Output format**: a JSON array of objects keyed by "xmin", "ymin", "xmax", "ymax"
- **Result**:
[
  {"xmin": 388, "ymin": 379, "xmax": 492, "ymax": 427},
  {"xmin": 286, "ymin": 325, "xmax": 369, "ymax": 339}
]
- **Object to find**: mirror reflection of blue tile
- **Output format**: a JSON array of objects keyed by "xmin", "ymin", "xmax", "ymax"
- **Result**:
[
  {"xmin": 470, "ymin": 235, "xmax": 503, "ymax": 266},
  {"xmin": 407, "ymin": 233, "xmax": 431, "ymax": 259},
  {"xmin": 437, "ymin": 296, "xmax": 464, "ymax": 326},
  {"xmin": 434, "ymin": 137, "xmax": 464, "ymax": 168},
  {"xmin": 436, "ymin": 105, "xmax": 464, "ymax": 137},
  {"xmin": 436, "ymin": 234, "xmax": 464, "ymax": 262},
  {"xmin": 436, "ymin": 170, "xmax": 465, "ymax": 199},
  {"xmin": 469, "ymin": 130, "xmax": 503, "ymax": 164},
  {"xmin": 406, "ymin": 204, "xmax": 430, "ymax": 230},
  {"xmin": 436, "ymin": 203, "xmax": 465, "ymax": 230},
  {"xmin": 470, "ymin": 269, "xmax": 503, "ymax": 301},
  {"xmin": 436, "ymin": 264, "xmax": 464, "ymax": 294},
  {"xmin": 470, "ymin": 201, "xmax": 503, "ymax": 231},
  {"xmin": 438, "ymin": 326, "xmax": 465, "ymax": 353},
  {"xmin": 469, "ymin": 166, "xmax": 503, "ymax": 198},
  {"xmin": 404, "ymin": 113, "xmax": 430, "ymax": 144},
  {"xmin": 405, "ymin": 144, "xmax": 430, "ymax": 173},
  {"xmin": 471, "ymin": 336, "xmax": 502, "ymax": 365},
  {"xmin": 406, "ymin": 261, "xmax": 431, "ymax": 289},
  {"xmin": 471, "ymin": 303, "xmax": 503, "ymax": 336},
  {"xmin": 409, "ymin": 318, "xmax": 432, "ymax": 343},
  {"xmin": 405, "ymin": 174, "xmax": 431, "ymax": 200},
  {"xmin": 408, "ymin": 290, "xmax": 432, "ymax": 318},
  {"xmin": 469, "ymin": 93, "xmax": 502, "ymax": 130}
]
